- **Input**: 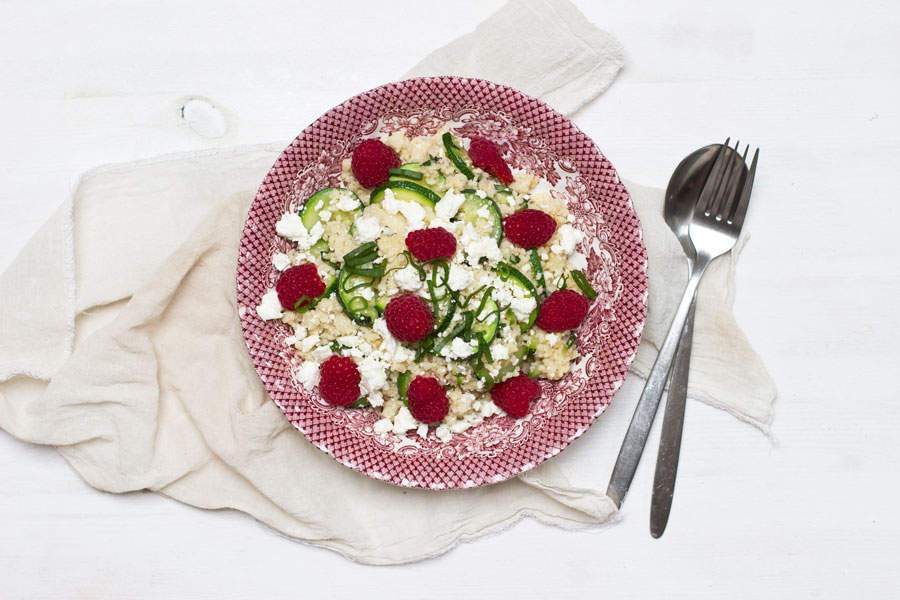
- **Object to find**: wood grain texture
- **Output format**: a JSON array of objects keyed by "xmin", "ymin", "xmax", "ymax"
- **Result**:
[{"xmin": 1, "ymin": 0, "xmax": 898, "ymax": 597}]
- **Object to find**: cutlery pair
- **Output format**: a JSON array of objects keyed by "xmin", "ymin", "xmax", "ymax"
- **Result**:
[{"xmin": 606, "ymin": 140, "xmax": 759, "ymax": 536}]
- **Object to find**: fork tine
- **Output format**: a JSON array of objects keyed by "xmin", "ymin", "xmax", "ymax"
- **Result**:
[
  {"xmin": 696, "ymin": 139, "xmax": 730, "ymax": 215},
  {"xmin": 718, "ymin": 142, "xmax": 748, "ymax": 220},
  {"xmin": 711, "ymin": 141, "xmax": 741, "ymax": 218},
  {"xmin": 729, "ymin": 147, "xmax": 758, "ymax": 228}
]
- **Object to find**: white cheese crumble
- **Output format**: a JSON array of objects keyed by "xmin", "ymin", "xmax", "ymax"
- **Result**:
[
  {"xmin": 441, "ymin": 337, "xmax": 478, "ymax": 360},
  {"xmin": 392, "ymin": 406, "xmax": 418, "ymax": 434},
  {"xmin": 382, "ymin": 188, "xmax": 426, "ymax": 230},
  {"xmin": 276, "ymin": 213, "xmax": 323, "ymax": 250},
  {"xmin": 551, "ymin": 224, "xmax": 584, "ymax": 255},
  {"xmin": 296, "ymin": 361, "xmax": 320, "ymax": 390},
  {"xmin": 545, "ymin": 333, "xmax": 559, "ymax": 346},
  {"xmin": 373, "ymin": 418, "xmax": 393, "ymax": 434},
  {"xmin": 467, "ymin": 237, "xmax": 503, "ymax": 264},
  {"xmin": 435, "ymin": 424, "xmax": 452, "ymax": 443},
  {"xmin": 311, "ymin": 346, "xmax": 332, "ymax": 362},
  {"xmin": 336, "ymin": 191, "xmax": 361, "ymax": 212},
  {"xmin": 272, "ymin": 252, "xmax": 292, "ymax": 271},
  {"xmin": 353, "ymin": 215, "xmax": 383, "ymax": 242},
  {"xmin": 490, "ymin": 343, "xmax": 510, "ymax": 361},
  {"xmin": 447, "ymin": 263, "xmax": 474, "ymax": 292},
  {"xmin": 255, "ymin": 289, "xmax": 283, "ymax": 321},
  {"xmin": 299, "ymin": 334, "xmax": 320, "ymax": 353},
  {"xmin": 284, "ymin": 335, "xmax": 298, "ymax": 346},
  {"xmin": 435, "ymin": 189, "xmax": 466, "ymax": 220},
  {"xmin": 359, "ymin": 355, "xmax": 388, "ymax": 407},
  {"xmin": 394, "ymin": 264, "xmax": 423, "ymax": 291},
  {"xmin": 568, "ymin": 251, "xmax": 588, "ymax": 271}
]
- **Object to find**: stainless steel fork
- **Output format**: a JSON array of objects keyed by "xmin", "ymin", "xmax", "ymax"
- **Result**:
[{"xmin": 606, "ymin": 141, "xmax": 759, "ymax": 510}]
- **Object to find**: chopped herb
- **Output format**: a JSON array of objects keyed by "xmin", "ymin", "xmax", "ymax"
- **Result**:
[{"xmin": 571, "ymin": 270, "xmax": 598, "ymax": 299}]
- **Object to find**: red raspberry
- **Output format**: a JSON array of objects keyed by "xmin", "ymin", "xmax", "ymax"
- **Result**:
[
  {"xmin": 405, "ymin": 227, "xmax": 457, "ymax": 262},
  {"xmin": 536, "ymin": 289, "xmax": 590, "ymax": 332},
  {"xmin": 351, "ymin": 139, "xmax": 400, "ymax": 188},
  {"xmin": 467, "ymin": 137, "xmax": 514, "ymax": 184},
  {"xmin": 406, "ymin": 376, "xmax": 449, "ymax": 423},
  {"xmin": 490, "ymin": 373, "xmax": 542, "ymax": 418},
  {"xmin": 276, "ymin": 263, "xmax": 326, "ymax": 310},
  {"xmin": 503, "ymin": 209, "xmax": 557, "ymax": 248},
  {"xmin": 318, "ymin": 355, "xmax": 361, "ymax": 407},
  {"xmin": 383, "ymin": 294, "xmax": 434, "ymax": 343}
]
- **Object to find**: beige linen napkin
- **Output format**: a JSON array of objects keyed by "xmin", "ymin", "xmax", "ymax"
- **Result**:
[{"xmin": 0, "ymin": 0, "xmax": 775, "ymax": 565}]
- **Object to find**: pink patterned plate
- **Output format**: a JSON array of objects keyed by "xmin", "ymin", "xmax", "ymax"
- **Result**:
[{"xmin": 237, "ymin": 77, "xmax": 647, "ymax": 489}]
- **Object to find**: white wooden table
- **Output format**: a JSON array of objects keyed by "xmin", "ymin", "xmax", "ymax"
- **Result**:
[{"xmin": 2, "ymin": 0, "xmax": 898, "ymax": 597}]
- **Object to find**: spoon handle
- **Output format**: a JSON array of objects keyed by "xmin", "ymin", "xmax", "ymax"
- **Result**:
[
  {"xmin": 650, "ymin": 294, "xmax": 696, "ymax": 537},
  {"xmin": 606, "ymin": 262, "xmax": 706, "ymax": 508}
]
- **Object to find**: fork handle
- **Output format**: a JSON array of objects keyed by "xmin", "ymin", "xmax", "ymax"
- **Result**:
[
  {"xmin": 606, "ymin": 261, "xmax": 707, "ymax": 508},
  {"xmin": 650, "ymin": 293, "xmax": 696, "ymax": 537}
]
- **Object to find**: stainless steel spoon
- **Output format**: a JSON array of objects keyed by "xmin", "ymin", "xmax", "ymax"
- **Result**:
[{"xmin": 650, "ymin": 144, "xmax": 747, "ymax": 537}]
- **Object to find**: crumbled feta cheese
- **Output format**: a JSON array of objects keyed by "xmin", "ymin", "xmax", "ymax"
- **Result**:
[
  {"xmin": 435, "ymin": 189, "xmax": 466, "ymax": 220},
  {"xmin": 435, "ymin": 424, "xmax": 452, "ymax": 443},
  {"xmin": 392, "ymin": 406, "xmax": 418, "ymax": 434},
  {"xmin": 255, "ymin": 289, "xmax": 283, "ymax": 321},
  {"xmin": 490, "ymin": 343, "xmax": 510, "ymax": 361},
  {"xmin": 297, "ymin": 361, "xmax": 320, "ymax": 390},
  {"xmin": 416, "ymin": 423, "xmax": 429, "ymax": 439},
  {"xmin": 284, "ymin": 335, "xmax": 298, "ymax": 346},
  {"xmin": 429, "ymin": 217, "xmax": 460, "ymax": 233},
  {"xmin": 545, "ymin": 333, "xmax": 559, "ymax": 346},
  {"xmin": 373, "ymin": 418, "xmax": 393, "ymax": 434},
  {"xmin": 475, "ymin": 205, "xmax": 491, "ymax": 220},
  {"xmin": 467, "ymin": 237, "xmax": 503, "ymax": 264},
  {"xmin": 312, "ymin": 346, "xmax": 332, "ymax": 362},
  {"xmin": 480, "ymin": 400, "xmax": 501, "ymax": 417},
  {"xmin": 450, "ymin": 420, "xmax": 470, "ymax": 433},
  {"xmin": 353, "ymin": 215, "xmax": 383, "ymax": 243},
  {"xmin": 337, "ymin": 335, "xmax": 361, "ymax": 348},
  {"xmin": 567, "ymin": 213, "xmax": 576, "ymax": 223},
  {"xmin": 359, "ymin": 355, "xmax": 388, "ymax": 407},
  {"xmin": 319, "ymin": 209, "xmax": 333, "ymax": 223},
  {"xmin": 460, "ymin": 223, "xmax": 480, "ymax": 247},
  {"xmin": 276, "ymin": 213, "xmax": 324, "ymax": 250},
  {"xmin": 357, "ymin": 286, "xmax": 375, "ymax": 301},
  {"xmin": 292, "ymin": 325, "xmax": 307, "ymax": 338},
  {"xmin": 336, "ymin": 191, "xmax": 361, "ymax": 212},
  {"xmin": 300, "ymin": 335, "xmax": 320, "ymax": 352},
  {"xmin": 447, "ymin": 264, "xmax": 474, "ymax": 292},
  {"xmin": 475, "ymin": 189, "xmax": 487, "ymax": 199},
  {"xmin": 568, "ymin": 251, "xmax": 588, "ymax": 271},
  {"xmin": 382, "ymin": 188, "xmax": 426, "ymax": 230},
  {"xmin": 272, "ymin": 252, "xmax": 292, "ymax": 271},
  {"xmin": 541, "ymin": 252, "xmax": 549, "ymax": 260},
  {"xmin": 443, "ymin": 337, "xmax": 477, "ymax": 360},
  {"xmin": 556, "ymin": 224, "xmax": 584, "ymax": 255},
  {"xmin": 393, "ymin": 345, "xmax": 416, "ymax": 364},
  {"xmin": 509, "ymin": 295, "xmax": 537, "ymax": 321},
  {"xmin": 394, "ymin": 264, "xmax": 423, "ymax": 291}
]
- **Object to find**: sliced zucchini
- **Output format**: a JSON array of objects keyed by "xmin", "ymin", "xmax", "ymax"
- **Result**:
[
  {"xmin": 300, "ymin": 188, "xmax": 361, "ymax": 230},
  {"xmin": 398, "ymin": 371, "xmax": 412, "ymax": 401},
  {"xmin": 369, "ymin": 180, "xmax": 440, "ymax": 209},
  {"xmin": 458, "ymin": 191, "xmax": 504, "ymax": 244},
  {"xmin": 389, "ymin": 163, "xmax": 423, "ymax": 183},
  {"xmin": 336, "ymin": 266, "xmax": 379, "ymax": 326},
  {"xmin": 472, "ymin": 297, "xmax": 500, "ymax": 344}
]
